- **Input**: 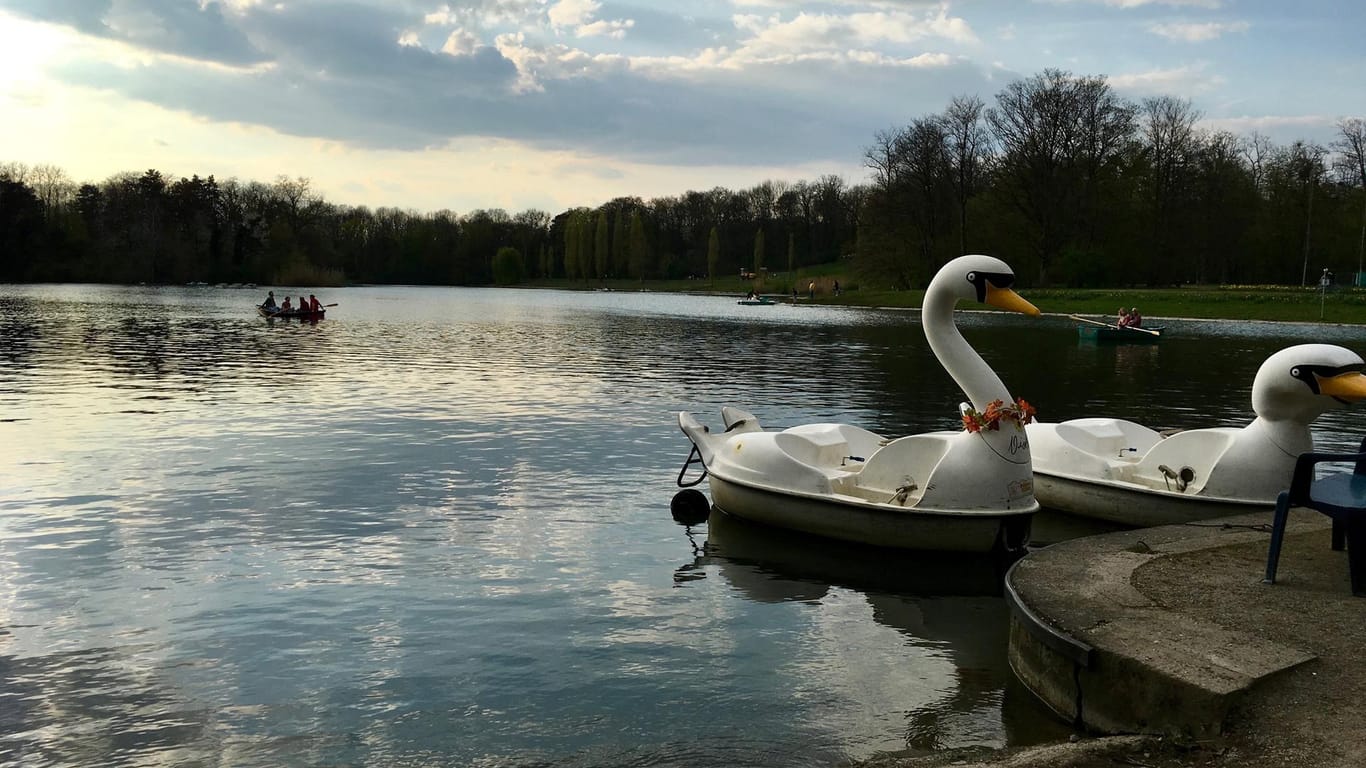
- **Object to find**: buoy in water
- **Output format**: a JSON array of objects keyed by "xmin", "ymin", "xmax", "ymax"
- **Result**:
[{"xmin": 670, "ymin": 489, "xmax": 711, "ymax": 525}]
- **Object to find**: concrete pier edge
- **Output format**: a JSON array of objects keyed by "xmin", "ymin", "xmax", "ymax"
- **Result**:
[{"xmin": 1004, "ymin": 512, "xmax": 1323, "ymax": 738}]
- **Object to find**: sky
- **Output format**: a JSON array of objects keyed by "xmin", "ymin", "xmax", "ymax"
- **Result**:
[{"xmin": 1, "ymin": 0, "xmax": 1362, "ymax": 215}]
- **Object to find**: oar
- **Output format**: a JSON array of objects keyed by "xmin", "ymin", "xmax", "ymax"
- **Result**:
[
  {"xmin": 323, "ymin": 303, "xmax": 338, "ymax": 307},
  {"xmin": 1069, "ymin": 314, "xmax": 1161, "ymax": 336}
]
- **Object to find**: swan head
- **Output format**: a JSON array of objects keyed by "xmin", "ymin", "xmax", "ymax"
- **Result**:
[
  {"xmin": 1252, "ymin": 344, "xmax": 1366, "ymax": 422},
  {"xmin": 927, "ymin": 254, "xmax": 1041, "ymax": 316}
]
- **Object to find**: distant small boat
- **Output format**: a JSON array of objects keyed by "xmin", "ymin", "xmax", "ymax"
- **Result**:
[
  {"xmin": 258, "ymin": 305, "xmax": 325, "ymax": 320},
  {"xmin": 737, "ymin": 297, "xmax": 775, "ymax": 306},
  {"xmin": 1077, "ymin": 325, "xmax": 1164, "ymax": 342}
]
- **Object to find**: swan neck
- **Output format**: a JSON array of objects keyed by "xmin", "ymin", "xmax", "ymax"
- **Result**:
[{"xmin": 923, "ymin": 290, "xmax": 1012, "ymax": 410}]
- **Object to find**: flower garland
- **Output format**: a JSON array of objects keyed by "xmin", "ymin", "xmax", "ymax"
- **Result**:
[{"xmin": 961, "ymin": 398, "xmax": 1036, "ymax": 433}]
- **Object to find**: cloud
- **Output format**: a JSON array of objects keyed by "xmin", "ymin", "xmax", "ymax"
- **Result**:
[
  {"xmin": 1073, "ymin": 0, "xmax": 1223, "ymax": 8},
  {"xmin": 0, "ymin": 0, "xmax": 267, "ymax": 65},
  {"xmin": 1109, "ymin": 64, "xmax": 1224, "ymax": 96},
  {"xmin": 547, "ymin": 0, "xmax": 634, "ymax": 39},
  {"xmin": 1148, "ymin": 20, "xmax": 1249, "ymax": 42},
  {"xmin": 1201, "ymin": 114, "xmax": 1336, "ymax": 137},
  {"xmin": 548, "ymin": 0, "xmax": 598, "ymax": 28},
  {"xmin": 729, "ymin": 6, "xmax": 977, "ymax": 62},
  {"xmin": 6, "ymin": 0, "xmax": 996, "ymax": 169}
]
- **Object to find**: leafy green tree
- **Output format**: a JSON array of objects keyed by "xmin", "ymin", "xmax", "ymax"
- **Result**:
[{"xmin": 493, "ymin": 246, "xmax": 524, "ymax": 285}]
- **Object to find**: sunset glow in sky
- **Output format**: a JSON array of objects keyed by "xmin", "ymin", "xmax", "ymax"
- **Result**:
[{"xmin": 1, "ymin": 0, "xmax": 1362, "ymax": 214}]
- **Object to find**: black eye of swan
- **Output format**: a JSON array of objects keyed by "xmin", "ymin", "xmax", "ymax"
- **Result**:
[{"xmin": 1290, "ymin": 363, "xmax": 1364, "ymax": 394}]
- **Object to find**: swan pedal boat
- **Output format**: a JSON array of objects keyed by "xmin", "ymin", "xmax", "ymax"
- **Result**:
[
  {"xmin": 678, "ymin": 254, "xmax": 1042, "ymax": 554},
  {"xmin": 1026, "ymin": 344, "xmax": 1366, "ymax": 527}
]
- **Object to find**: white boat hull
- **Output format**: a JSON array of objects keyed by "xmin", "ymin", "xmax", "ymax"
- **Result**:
[
  {"xmin": 1033, "ymin": 471, "xmax": 1271, "ymax": 527},
  {"xmin": 706, "ymin": 472, "xmax": 1033, "ymax": 553}
]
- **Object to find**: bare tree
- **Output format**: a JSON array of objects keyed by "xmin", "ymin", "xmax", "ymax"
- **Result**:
[
  {"xmin": 1141, "ymin": 96, "xmax": 1202, "ymax": 281},
  {"xmin": 940, "ymin": 94, "xmax": 990, "ymax": 256},
  {"xmin": 1240, "ymin": 131, "xmax": 1274, "ymax": 196},
  {"xmin": 30, "ymin": 164, "xmax": 74, "ymax": 213},
  {"xmin": 864, "ymin": 128, "xmax": 901, "ymax": 188},
  {"xmin": 1288, "ymin": 141, "xmax": 1327, "ymax": 286},
  {"xmin": 987, "ymin": 69, "xmax": 1135, "ymax": 283},
  {"xmin": 1334, "ymin": 118, "xmax": 1366, "ymax": 285}
]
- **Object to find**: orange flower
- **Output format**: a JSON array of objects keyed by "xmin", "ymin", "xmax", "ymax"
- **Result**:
[{"xmin": 961, "ymin": 397, "xmax": 1036, "ymax": 433}]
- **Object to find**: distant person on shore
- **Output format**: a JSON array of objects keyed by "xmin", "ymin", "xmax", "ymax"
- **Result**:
[
  {"xmin": 262, "ymin": 291, "xmax": 277, "ymax": 311},
  {"xmin": 833, "ymin": 280, "xmax": 841, "ymax": 296},
  {"xmin": 808, "ymin": 281, "xmax": 815, "ymax": 299}
]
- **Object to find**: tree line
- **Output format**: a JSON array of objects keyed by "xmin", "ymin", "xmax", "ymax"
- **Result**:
[
  {"xmin": 861, "ymin": 69, "xmax": 1366, "ymax": 289},
  {"xmin": 2, "ymin": 68, "xmax": 1363, "ymax": 289}
]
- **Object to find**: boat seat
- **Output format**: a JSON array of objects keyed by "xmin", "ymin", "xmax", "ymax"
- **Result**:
[
  {"xmin": 1263, "ymin": 436, "xmax": 1366, "ymax": 597},
  {"xmin": 779, "ymin": 424, "xmax": 882, "ymax": 470},
  {"xmin": 1055, "ymin": 419, "xmax": 1161, "ymax": 459},
  {"xmin": 776, "ymin": 427, "xmax": 854, "ymax": 469},
  {"xmin": 1134, "ymin": 429, "xmax": 1236, "ymax": 493}
]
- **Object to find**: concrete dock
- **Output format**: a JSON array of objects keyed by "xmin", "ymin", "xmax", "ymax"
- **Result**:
[{"xmin": 999, "ymin": 509, "xmax": 1366, "ymax": 767}]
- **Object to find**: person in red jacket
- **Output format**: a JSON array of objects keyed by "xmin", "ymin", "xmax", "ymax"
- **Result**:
[{"xmin": 309, "ymin": 294, "xmax": 323, "ymax": 312}]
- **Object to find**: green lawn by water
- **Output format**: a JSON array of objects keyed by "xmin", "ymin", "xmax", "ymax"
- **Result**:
[{"xmin": 530, "ymin": 270, "xmax": 1366, "ymax": 326}]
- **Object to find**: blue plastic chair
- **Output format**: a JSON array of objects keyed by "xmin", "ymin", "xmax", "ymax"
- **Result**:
[{"xmin": 1263, "ymin": 438, "xmax": 1366, "ymax": 597}]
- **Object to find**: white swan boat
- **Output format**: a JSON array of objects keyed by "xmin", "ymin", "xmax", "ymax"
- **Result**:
[
  {"xmin": 1026, "ymin": 343, "xmax": 1366, "ymax": 526},
  {"xmin": 677, "ymin": 254, "xmax": 1042, "ymax": 554}
]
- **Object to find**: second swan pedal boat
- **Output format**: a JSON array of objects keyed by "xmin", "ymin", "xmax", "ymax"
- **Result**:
[
  {"xmin": 678, "ymin": 254, "xmax": 1042, "ymax": 554},
  {"xmin": 1026, "ymin": 343, "xmax": 1366, "ymax": 526}
]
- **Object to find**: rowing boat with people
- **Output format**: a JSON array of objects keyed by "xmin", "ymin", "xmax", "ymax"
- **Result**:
[{"xmin": 1071, "ymin": 314, "xmax": 1163, "ymax": 342}]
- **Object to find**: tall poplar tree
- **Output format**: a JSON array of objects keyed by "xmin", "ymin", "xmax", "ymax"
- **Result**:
[
  {"xmin": 752, "ymin": 227, "xmax": 765, "ymax": 276},
  {"xmin": 707, "ymin": 226, "xmax": 720, "ymax": 287},
  {"xmin": 612, "ymin": 212, "xmax": 628, "ymax": 277},
  {"xmin": 594, "ymin": 211, "xmax": 609, "ymax": 281},
  {"xmin": 629, "ymin": 211, "xmax": 650, "ymax": 281}
]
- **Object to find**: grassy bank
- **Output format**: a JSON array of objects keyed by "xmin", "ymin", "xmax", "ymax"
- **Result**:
[{"xmin": 530, "ymin": 268, "xmax": 1366, "ymax": 325}]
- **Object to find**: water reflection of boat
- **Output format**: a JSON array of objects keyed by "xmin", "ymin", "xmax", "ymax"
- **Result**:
[
  {"xmin": 681, "ymin": 509, "xmax": 1012, "ymax": 597},
  {"xmin": 675, "ymin": 510, "xmax": 1071, "ymax": 752},
  {"xmin": 1026, "ymin": 344, "xmax": 1366, "ymax": 526},
  {"xmin": 677, "ymin": 255, "xmax": 1041, "ymax": 554}
]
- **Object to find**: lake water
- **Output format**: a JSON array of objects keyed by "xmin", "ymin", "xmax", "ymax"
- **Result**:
[{"xmin": 2, "ymin": 283, "xmax": 1363, "ymax": 767}]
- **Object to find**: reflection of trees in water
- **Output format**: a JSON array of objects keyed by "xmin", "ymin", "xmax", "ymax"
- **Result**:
[
  {"xmin": 1113, "ymin": 343, "xmax": 1159, "ymax": 378},
  {"xmin": 0, "ymin": 643, "xmax": 214, "ymax": 766},
  {"xmin": 0, "ymin": 297, "xmax": 41, "ymax": 371},
  {"xmin": 674, "ymin": 511, "xmax": 1072, "ymax": 752}
]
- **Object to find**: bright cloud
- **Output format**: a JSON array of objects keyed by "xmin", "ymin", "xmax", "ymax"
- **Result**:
[{"xmin": 1149, "ymin": 21, "xmax": 1250, "ymax": 42}]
